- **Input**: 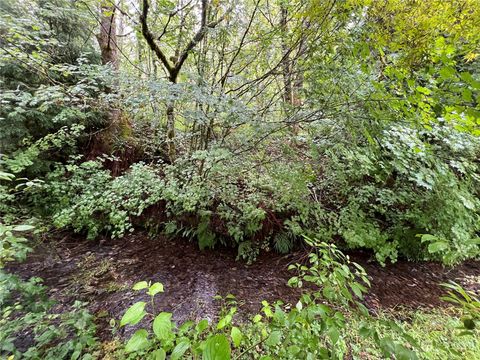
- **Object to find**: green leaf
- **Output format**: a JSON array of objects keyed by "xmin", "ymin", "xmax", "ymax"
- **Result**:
[
  {"xmin": 420, "ymin": 234, "xmax": 437, "ymax": 243},
  {"xmin": 217, "ymin": 314, "xmax": 232, "ymax": 330},
  {"xmin": 171, "ymin": 340, "xmax": 190, "ymax": 360},
  {"xmin": 439, "ymin": 66, "xmax": 456, "ymax": 80},
  {"xmin": 148, "ymin": 282, "xmax": 164, "ymax": 296},
  {"xmin": 253, "ymin": 314, "xmax": 262, "ymax": 323},
  {"xmin": 196, "ymin": 319, "xmax": 209, "ymax": 333},
  {"xmin": 428, "ymin": 241, "xmax": 448, "ymax": 253},
  {"xmin": 350, "ymin": 283, "xmax": 365, "ymax": 299},
  {"xmin": 120, "ymin": 302, "xmax": 146, "ymax": 326},
  {"xmin": 359, "ymin": 325, "xmax": 374, "ymax": 338},
  {"xmin": 265, "ymin": 330, "xmax": 282, "ymax": 346},
  {"xmin": 0, "ymin": 171, "xmax": 15, "ymax": 181},
  {"xmin": 151, "ymin": 349, "xmax": 166, "ymax": 360},
  {"xmin": 328, "ymin": 326, "xmax": 340, "ymax": 344},
  {"xmin": 230, "ymin": 326, "xmax": 242, "ymax": 347},
  {"xmin": 416, "ymin": 86, "xmax": 431, "ymax": 95},
  {"xmin": 153, "ymin": 312, "xmax": 172, "ymax": 340},
  {"xmin": 125, "ymin": 329, "xmax": 149, "ymax": 353},
  {"xmin": 12, "ymin": 225, "xmax": 35, "ymax": 232},
  {"xmin": 394, "ymin": 344, "xmax": 418, "ymax": 360},
  {"xmin": 133, "ymin": 281, "xmax": 149, "ymax": 291},
  {"xmin": 203, "ymin": 334, "xmax": 231, "ymax": 360}
]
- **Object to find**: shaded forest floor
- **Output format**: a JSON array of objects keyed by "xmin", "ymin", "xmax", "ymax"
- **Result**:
[{"xmin": 8, "ymin": 232, "xmax": 480, "ymax": 340}]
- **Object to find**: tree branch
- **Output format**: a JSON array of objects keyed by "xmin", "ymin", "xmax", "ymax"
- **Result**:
[{"xmin": 140, "ymin": 0, "xmax": 174, "ymax": 76}]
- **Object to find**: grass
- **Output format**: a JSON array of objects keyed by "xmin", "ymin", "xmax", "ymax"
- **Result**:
[{"xmin": 346, "ymin": 307, "xmax": 480, "ymax": 359}]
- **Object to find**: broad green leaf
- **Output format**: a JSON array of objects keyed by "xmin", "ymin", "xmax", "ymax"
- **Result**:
[
  {"xmin": 133, "ymin": 281, "xmax": 149, "ymax": 290},
  {"xmin": 179, "ymin": 320, "xmax": 194, "ymax": 333},
  {"xmin": 148, "ymin": 282, "xmax": 164, "ymax": 296},
  {"xmin": 328, "ymin": 326, "xmax": 340, "ymax": 344},
  {"xmin": 420, "ymin": 234, "xmax": 437, "ymax": 243},
  {"xmin": 196, "ymin": 319, "xmax": 209, "ymax": 333},
  {"xmin": 350, "ymin": 283, "xmax": 365, "ymax": 299},
  {"xmin": 203, "ymin": 334, "xmax": 231, "ymax": 360},
  {"xmin": 428, "ymin": 241, "xmax": 448, "ymax": 253},
  {"xmin": 171, "ymin": 340, "xmax": 190, "ymax": 360},
  {"xmin": 265, "ymin": 330, "xmax": 282, "ymax": 346},
  {"xmin": 359, "ymin": 325, "xmax": 374, "ymax": 338},
  {"xmin": 153, "ymin": 312, "xmax": 172, "ymax": 340},
  {"xmin": 230, "ymin": 326, "xmax": 242, "ymax": 347},
  {"xmin": 120, "ymin": 302, "xmax": 146, "ymax": 326},
  {"xmin": 151, "ymin": 349, "xmax": 166, "ymax": 360},
  {"xmin": 12, "ymin": 225, "xmax": 35, "ymax": 232},
  {"xmin": 125, "ymin": 329, "xmax": 149, "ymax": 353},
  {"xmin": 216, "ymin": 314, "xmax": 232, "ymax": 330}
]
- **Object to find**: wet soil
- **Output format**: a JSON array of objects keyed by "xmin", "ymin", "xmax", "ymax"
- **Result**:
[{"xmin": 7, "ymin": 232, "xmax": 480, "ymax": 340}]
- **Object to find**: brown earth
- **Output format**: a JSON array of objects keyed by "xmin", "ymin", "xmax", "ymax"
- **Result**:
[{"xmin": 7, "ymin": 232, "xmax": 480, "ymax": 340}]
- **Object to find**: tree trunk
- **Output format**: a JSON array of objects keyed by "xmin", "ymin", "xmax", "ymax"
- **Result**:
[
  {"xmin": 280, "ymin": 5, "xmax": 293, "ymax": 106},
  {"xmin": 90, "ymin": 1, "xmax": 134, "ymax": 174},
  {"xmin": 166, "ymin": 103, "xmax": 176, "ymax": 163},
  {"xmin": 97, "ymin": 2, "xmax": 119, "ymax": 70}
]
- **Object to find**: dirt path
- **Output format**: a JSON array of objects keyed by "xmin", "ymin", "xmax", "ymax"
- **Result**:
[{"xmin": 8, "ymin": 232, "xmax": 480, "ymax": 339}]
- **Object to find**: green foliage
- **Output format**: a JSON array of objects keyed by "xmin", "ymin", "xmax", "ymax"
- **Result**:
[
  {"xmin": 0, "ymin": 273, "xmax": 98, "ymax": 359},
  {"xmin": 345, "ymin": 308, "xmax": 480, "ymax": 360},
  {"xmin": 441, "ymin": 282, "xmax": 480, "ymax": 335},
  {"xmin": 0, "ymin": 0, "xmax": 110, "ymax": 182},
  {"xmin": 0, "ymin": 221, "xmax": 97, "ymax": 359},
  {"xmin": 33, "ymin": 116, "xmax": 480, "ymax": 264},
  {"xmin": 0, "ymin": 222, "xmax": 33, "ymax": 267},
  {"xmin": 114, "ymin": 239, "xmax": 418, "ymax": 359},
  {"xmin": 315, "ymin": 122, "xmax": 480, "ymax": 264},
  {"xmin": 287, "ymin": 237, "xmax": 370, "ymax": 308},
  {"xmin": 37, "ymin": 149, "xmax": 315, "ymax": 257},
  {"xmin": 40, "ymin": 160, "xmax": 164, "ymax": 239}
]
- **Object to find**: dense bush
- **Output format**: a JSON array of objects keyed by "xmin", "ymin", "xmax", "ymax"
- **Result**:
[
  {"xmin": 314, "ymin": 122, "xmax": 480, "ymax": 264},
  {"xmin": 34, "ymin": 150, "xmax": 313, "ymax": 261},
  {"xmin": 31, "ymin": 119, "xmax": 479, "ymax": 264}
]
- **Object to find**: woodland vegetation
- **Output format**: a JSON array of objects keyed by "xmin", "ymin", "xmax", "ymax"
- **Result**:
[{"xmin": 0, "ymin": 0, "xmax": 479, "ymax": 359}]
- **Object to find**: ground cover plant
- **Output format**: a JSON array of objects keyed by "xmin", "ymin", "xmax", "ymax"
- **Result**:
[{"xmin": 0, "ymin": 0, "xmax": 479, "ymax": 358}]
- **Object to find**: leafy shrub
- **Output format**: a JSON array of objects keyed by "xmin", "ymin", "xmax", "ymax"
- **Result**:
[
  {"xmin": 37, "ymin": 148, "xmax": 317, "ymax": 260},
  {"xmin": 0, "ymin": 0, "xmax": 103, "ymax": 156},
  {"xmin": 0, "ymin": 172, "xmax": 98, "ymax": 359},
  {"xmin": 33, "ymin": 120, "xmax": 480, "ymax": 264},
  {"xmin": 114, "ymin": 238, "xmax": 418, "ymax": 359},
  {"xmin": 0, "ymin": 272, "xmax": 98, "ymax": 359},
  {"xmin": 315, "ymin": 122, "xmax": 480, "ymax": 264},
  {"xmin": 39, "ymin": 160, "xmax": 163, "ymax": 239},
  {"xmin": 0, "ymin": 221, "xmax": 98, "ymax": 359}
]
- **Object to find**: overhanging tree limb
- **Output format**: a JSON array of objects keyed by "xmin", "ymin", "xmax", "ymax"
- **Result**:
[
  {"xmin": 140, "ymin": 0, "xmax": 233, "ymax": 83},
  {"xmin": 140, "ymin": 0, "xmax": 175, "ymax": 77}
]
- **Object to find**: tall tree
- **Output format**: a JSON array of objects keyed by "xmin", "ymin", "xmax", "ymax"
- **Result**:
[{"xmin": 140, "ymin": 0, "xmax": 231, "ymax": 162}]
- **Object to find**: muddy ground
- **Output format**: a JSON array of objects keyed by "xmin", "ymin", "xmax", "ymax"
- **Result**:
[{"xmin": 8, "ymin": 232, "xmax": 480, "ymax": 340}]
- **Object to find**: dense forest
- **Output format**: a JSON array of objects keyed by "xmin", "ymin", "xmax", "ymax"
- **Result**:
[{"xmin": 1, "ymin": 0, "xmax": 479, "ymax": 358}]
